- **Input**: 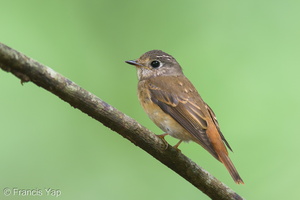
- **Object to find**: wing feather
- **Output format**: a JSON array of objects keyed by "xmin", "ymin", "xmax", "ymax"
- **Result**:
[
  {"xmin": 205, "ymin": 103, "xmax": 233, "ymax": 151},
  {"xmin": 148, "ymin": 80, "xmax": 219, "ymax": 159}
]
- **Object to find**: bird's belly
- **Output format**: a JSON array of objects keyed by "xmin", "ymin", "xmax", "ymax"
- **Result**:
[{"xmin": 143, "ymin": 103, "xmax": 194, "ymax": 141}]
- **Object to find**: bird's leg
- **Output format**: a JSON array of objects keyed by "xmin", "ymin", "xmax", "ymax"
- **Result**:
[
  {"xmin": 157, "ymin": 133, "xmax": 169, "ymax": 139},
  {"xmin": 157, "ymin": 133, "xmax": 169, "ymax": 149},
  {"xmin": 173, "ymin": 140, "xmax": 183, "ymax": 151}
]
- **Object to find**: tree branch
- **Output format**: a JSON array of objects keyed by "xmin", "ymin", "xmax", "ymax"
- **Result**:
[{"xmin": 0, "ymin": 42, "xmax": 244, "ymax": 200}]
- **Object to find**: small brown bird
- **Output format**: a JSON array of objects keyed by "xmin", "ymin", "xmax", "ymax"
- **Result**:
[{"xmin": 125, "ymin": 50, "xmax": 243, "ymax": 184}]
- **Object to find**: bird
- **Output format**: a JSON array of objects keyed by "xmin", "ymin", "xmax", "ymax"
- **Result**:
[{"xmin": 125, "ymin": 50, "xmax": 243, "ymax": 184}]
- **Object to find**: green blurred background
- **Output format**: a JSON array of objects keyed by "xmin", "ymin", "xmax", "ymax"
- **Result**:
[{"xmin": 1, "ymin": 0, "xmax": 299, "ymax": 199}]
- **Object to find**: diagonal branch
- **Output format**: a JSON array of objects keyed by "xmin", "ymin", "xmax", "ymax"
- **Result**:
[{"xmin": 0, "ymin": 42, "xmax": 244, "ymax": 200}]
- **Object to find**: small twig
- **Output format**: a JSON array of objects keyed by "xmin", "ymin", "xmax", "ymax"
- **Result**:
[{"xmin": 0, "ymin": 43, "xmax": 244, "ymax": 200}]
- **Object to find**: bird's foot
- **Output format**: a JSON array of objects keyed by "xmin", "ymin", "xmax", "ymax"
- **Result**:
[
  {"xmin": 172, "ymin": 140, "xmax": 183, "ymax": 152},
  {"xmin": 157, "ymin": 133, "xmax": 169, "ymax": 149}
]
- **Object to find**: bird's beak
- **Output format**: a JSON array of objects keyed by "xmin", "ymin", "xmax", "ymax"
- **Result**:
[{"xmin": 125, "ymin": 60, "xmax": 143, "ymax": 67}]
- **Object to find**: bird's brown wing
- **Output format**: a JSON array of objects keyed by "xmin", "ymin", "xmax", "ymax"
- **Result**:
[
  {"xmin": 148, "ymin": 79, "xmax": 219, "ymax": 159},
  {"xmin": 205, "ymin": 103, "xmax": 233, "ymax": 151}
]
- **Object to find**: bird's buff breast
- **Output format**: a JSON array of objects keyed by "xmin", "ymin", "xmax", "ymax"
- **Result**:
[{"xmin": 138, "ymin": 85, "xmax": 194, "ymax": 141}]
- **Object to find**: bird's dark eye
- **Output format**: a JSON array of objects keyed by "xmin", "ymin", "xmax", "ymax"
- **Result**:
[{"xmin": 150, "ymin": 60, "xmax": 161, "ymax": 68}]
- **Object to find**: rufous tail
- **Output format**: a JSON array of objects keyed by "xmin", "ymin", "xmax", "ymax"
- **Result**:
[{"xmin": 219, "ymin": 152, "xmax": 244, "ymax": 184}]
